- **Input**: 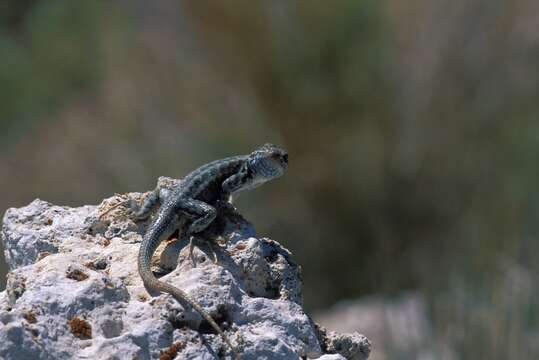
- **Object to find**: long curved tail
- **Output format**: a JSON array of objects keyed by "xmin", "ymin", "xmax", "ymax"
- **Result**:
[{"xmin": 137, "ymin": 217, "xmax": 239, "ymax": 359}]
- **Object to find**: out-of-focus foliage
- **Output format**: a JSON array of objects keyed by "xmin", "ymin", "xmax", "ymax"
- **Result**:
[
  {"xmin": 1, "ymin": 1, "xmax": 539, "ymax": 358},
  {"xmin": 0, "ymin": 0, "xmax": 104, "ymax": 146}
]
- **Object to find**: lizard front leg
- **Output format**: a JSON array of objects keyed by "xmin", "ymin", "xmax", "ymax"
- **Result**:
[
  {"xmin": 179, "ymin": 198, "xmax": 217, "ymax": 235},
  {"xmin": 179, "ymin": 198, "xmax": 217, "ymax": 266}
]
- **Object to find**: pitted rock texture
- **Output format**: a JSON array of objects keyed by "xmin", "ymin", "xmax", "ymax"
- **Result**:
[{"xmin": 1, "ymin": 184, "xmax": 370, "ymax": 360}]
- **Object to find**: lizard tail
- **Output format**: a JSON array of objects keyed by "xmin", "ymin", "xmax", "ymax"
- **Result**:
[{"xmin": 138, "ymin": 228, "xmax": 240, "ymax": 359}]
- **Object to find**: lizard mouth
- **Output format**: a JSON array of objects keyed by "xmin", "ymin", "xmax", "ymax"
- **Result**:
[{"xmin": 259, "ymin": 157, "xmax": 286, "ymax": 179}]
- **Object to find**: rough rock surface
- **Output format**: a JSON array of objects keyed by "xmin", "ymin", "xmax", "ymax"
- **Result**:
[{"xmin": 0, "ymin": 179, "xmax": 371, "ymax": 360}]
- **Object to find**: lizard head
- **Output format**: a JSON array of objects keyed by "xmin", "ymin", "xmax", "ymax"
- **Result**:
[
  {"xmin": 248, "ymin": 143, "xmax": 288, "ymax": 180},
  {"xmin": 223, "ymin": 143, "xmax": 288, "ymax": 195}
]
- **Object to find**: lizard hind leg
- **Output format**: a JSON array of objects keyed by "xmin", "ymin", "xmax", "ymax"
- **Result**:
[{"xmin": 130, "ymin": 187, "xmax": 162, "ymax": 221}]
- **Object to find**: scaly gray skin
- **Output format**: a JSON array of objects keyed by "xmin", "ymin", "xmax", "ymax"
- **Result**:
[{"xmin": 132, "ymin": 144, "xmax": 288, "ymax": 359}]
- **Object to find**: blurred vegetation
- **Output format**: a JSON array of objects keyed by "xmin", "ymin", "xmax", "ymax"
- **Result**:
[
  {"xmin": 0, "ymin": 0, "xmax": 104, "ymax": 146},
  {"xmin": 1, "ymin": 1, "xmax": 539, "ymax": 358}
]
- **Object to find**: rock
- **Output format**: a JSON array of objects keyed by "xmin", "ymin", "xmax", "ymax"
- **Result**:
[
  {"xmin": 316, "ymin": 325, "xmax": 371, "ymax": 360},
  {"xmin": 314, "ymin": 355, "xmax": 348, "ymax": 360},
  {"xmin": 1, "ymin": 182, "xmax": 371, "ymax": 360}
]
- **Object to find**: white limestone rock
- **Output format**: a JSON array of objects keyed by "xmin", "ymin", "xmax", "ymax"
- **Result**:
[
  {"xmin": 314, "ymin": 355, "xmax": 348, "ymax": 360},
  {"xmin": 1, "ymin": 185, "xmax": 371, "ymax": 360}
]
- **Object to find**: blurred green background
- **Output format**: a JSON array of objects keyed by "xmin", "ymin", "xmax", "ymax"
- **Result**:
[{"xmin": 1, "ymin": 1, "xmax": 538, "ymax": 359}]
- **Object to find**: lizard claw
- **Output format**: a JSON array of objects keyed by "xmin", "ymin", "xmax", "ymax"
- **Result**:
[
  {"xmin": 125, "ymin": 199, "xmax": 140, "ymax": 215},
  {"xmin": 99, "ymin": 198, "xmax": 131, "ymax": 219},
  {"xmin": 207, "ymin": 241, "xmax": 219, "ymax": 264}
]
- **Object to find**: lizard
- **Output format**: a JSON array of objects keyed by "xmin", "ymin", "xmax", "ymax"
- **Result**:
[{"xmin": 129, "ymin": 143, "xmax": 288, "ymax": 359}]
